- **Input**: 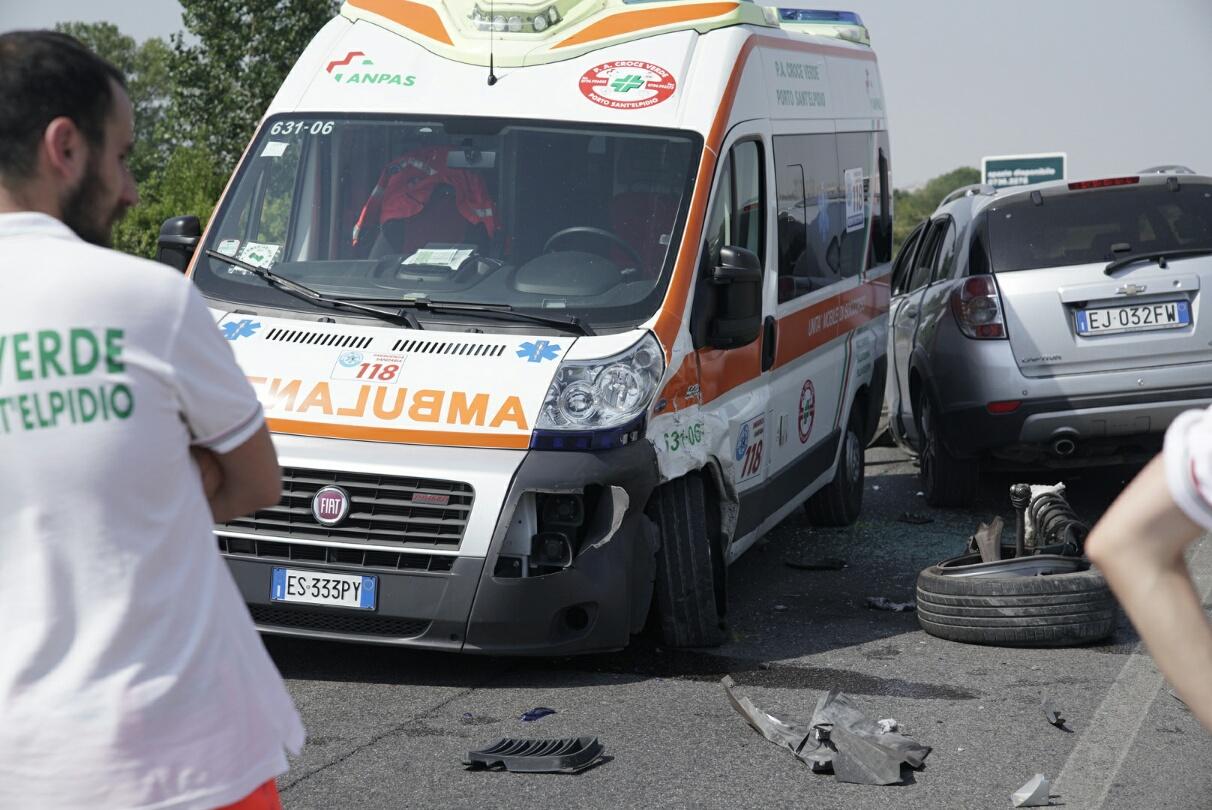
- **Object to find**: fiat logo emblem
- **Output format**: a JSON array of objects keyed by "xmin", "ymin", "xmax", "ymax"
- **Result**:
[{"xmin": 312, "ymin": 486, "xmax": 351, "ymax": 526}]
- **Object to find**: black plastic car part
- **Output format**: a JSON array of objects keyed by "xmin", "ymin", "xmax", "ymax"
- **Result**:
[{"xmin": 464, "ymin": 737, "xmax": 605, "ymax": 774}]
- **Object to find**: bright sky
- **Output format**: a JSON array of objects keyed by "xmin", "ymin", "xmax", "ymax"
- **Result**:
[{"xmin": 2, "ymin": 0, "xmax": 1210, "ymax": 186}]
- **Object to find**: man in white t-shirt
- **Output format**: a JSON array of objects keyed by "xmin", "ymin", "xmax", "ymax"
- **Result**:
[
  {"xmin": 1087, "ymin": 410, "xmax": 1212, "ymax": 734},
  {"xmin": 0, "ymin": 31, "xmax": 304, "ymax": 809}
]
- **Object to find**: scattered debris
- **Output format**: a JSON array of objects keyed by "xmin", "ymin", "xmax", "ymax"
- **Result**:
[
  {"xmin": 897, "ymin": 512, "xmax": 934, "ymax": 525},
  {"xmin": 872, "ymin": 485, "xmax": 881, "ymax": 491},
  {"xmin": 973, "ymin": 517, "xmax": 1005, "ymax": 563},
  {"xmin": 877, "ymin": 719, "xmax": 898, "ymax": 734},
  {"xmin": 1011, "ymin": 773, "xmax": 1051, "ymax": 807},
  {"xmin": 460, "ymin": 713, "xmax": 500, "ymax": 726},
  {"xmin": 721, "ymin": 677, "xmax": 930, "ymax": 786},
  {"xmin": 465, "ymin": 737, "xmax": 605, "ymax": 774},
  {"xmin": 773, "ymin": 604, "xmax": 789, "ymax": 612},
  {"xmin": 916, "ymin": 491, "xmax": 925, "ymax": 497},
  {"xmin": 520, "ymin": 707, "xmax": 557, "ymax": 722},
  {"xmin": 866, "ymin": 597, "xmax": 915, "ymax": 613},
  {"xmin": 784, "ymin": 556, "xmax": 848, "ymax": 571},
  {"xmin": 1041, "ymin": 699, "xmax": 1066, "ymax": 729}
]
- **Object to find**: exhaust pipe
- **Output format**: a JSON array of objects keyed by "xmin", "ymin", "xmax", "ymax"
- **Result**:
[{"xmin": 1051, "ymin": 432, "xmax": 1078, "ymax": 457}]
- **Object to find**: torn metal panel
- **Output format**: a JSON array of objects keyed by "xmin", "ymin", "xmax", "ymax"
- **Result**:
[
  {"xmin": 974, "ymin": 517, "xmax": 1005, "ymax": 563},
  {"xmin": 580, "ymin": 486, "xmax": 629, "ymax": 554},
  {"xmin": 721, "ymin": 679, "xmax": 931, "ymax": 786}
]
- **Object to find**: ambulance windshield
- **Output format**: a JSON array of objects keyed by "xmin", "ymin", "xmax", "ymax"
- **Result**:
[{"xmin": 194, "ymin": 114, "xmax": 701, "ymax": 330}]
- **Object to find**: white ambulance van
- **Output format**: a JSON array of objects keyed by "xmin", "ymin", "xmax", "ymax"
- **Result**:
[{"xmin": 160, "ymin": 0, "xmax": 893, "ymax": 653}]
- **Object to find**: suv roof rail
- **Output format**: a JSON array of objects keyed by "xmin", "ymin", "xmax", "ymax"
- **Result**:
[
  {"xmin": 939, "ymin": 183, "xmax": 998, "ymax": 208},
  {"xmin": 1138, "ymin": 164, "xmax": 1197, "ymax": 175}
]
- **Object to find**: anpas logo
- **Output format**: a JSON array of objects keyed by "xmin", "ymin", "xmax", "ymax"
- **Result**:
[
  {"xmin": 326, "ymin": 51, "xmax": 416, "ymax": 87},
  {"xmin": 579, "ymin": 61, "xmax": 676, "ymax": 110}
]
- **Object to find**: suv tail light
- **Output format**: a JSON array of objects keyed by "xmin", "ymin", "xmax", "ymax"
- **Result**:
[{"xmin": 951, "ymin": 276, "xmax": 1007, "ymax": 339}]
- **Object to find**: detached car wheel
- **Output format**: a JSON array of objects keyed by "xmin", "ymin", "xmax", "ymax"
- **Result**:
[
  {"xmin": 919, "ymin": 395, "xmax": 979, "ymax": 508},
  {"xmin": 647, "ymin": 472, "xmax": 726, "ymax": 647},
  {"xmin": 915, "ymin": 551, "xmax": 1116, "ymax": 647}
]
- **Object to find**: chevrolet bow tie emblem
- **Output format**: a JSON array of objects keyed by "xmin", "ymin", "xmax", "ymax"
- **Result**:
[{"xmin": 1116, "ymin": 283, "xmax": 1148, "ymax": 296}]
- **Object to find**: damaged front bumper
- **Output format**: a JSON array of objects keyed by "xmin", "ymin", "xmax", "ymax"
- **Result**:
[{"xmin": 219, "ymin": 436, "xmax": 660, "ymax": 655}]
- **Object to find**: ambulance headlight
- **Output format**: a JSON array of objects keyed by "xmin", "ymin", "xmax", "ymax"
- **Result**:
[
  {"xmin": 507, "ymin": 15, "xmax": 523, "ymax": 31},
  {"xmin": 532, "ymin": 13, "xmax": 548, "ymax": 31},
  {"xmin": 537, "ymin": 333, "xmax": 664, "ymax": 435},
  {"xmin": 492, "ymin": 14, "xmax": 506, "ymax": 31},
  {"xmin": 548, "ymin": 6, "xmax": 560, "ymax": 23}
]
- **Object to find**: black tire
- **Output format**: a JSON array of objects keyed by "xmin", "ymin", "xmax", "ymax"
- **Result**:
[
  {"xmin": 647, "ymin": 472, "xmax": 726, "ymax": 647},
  {"xmin": 805, "ymin": 403, "xmax": 865, "ymax": 526},
  {"xmin": 915, "ymin": 552, "xmax": 1116, "ymax": 647},
  {"xmin": 919, "ymin": 393, "xmax": 979, "ymax": 508}
]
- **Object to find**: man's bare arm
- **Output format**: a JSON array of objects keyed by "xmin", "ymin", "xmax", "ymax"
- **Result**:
[
  {"xmin": 193, "ymin": 425, "xmax": 281, "ymax": 524},
  {"xmin": 1085, "ymin": 455, "xmax": 1212, "ymax": 731}
]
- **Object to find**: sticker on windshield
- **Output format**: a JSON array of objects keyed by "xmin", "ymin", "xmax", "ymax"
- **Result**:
[
  {"xmin": 261, "ymin": 141, "xmax": 289, "ymax": 158},
  {"xmin": 217, "ymin": 238, "xmax": 241, "ymax": 257},
  {"xmin": 579, "ymin": 61, "xmax": 676, "ymax": 110},
  {"xmin": 237, "ymin": 242, "xmax": 281, "ymax": 271}
]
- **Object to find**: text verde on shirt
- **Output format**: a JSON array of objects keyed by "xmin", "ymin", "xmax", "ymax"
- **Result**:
[{"xmin": 0, "ymin": 328, "xmax": 134, "ymax": 435}]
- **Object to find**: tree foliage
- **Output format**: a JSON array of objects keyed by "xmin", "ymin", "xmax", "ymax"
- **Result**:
[
  {"xmin": 172, "ymin": 0, "xmax": 341, "ymax": 173},
  {"xmin": 892, "ymin": 166, "xmax": 981, "ymax": 254},
  {"xmin": 53, "ymin": 22, "xmax": 173, "ymax": 184}
]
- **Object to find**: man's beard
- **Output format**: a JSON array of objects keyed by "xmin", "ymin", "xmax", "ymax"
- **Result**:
[{"xmin": 60, "ymin": 154, "xmax": 128, "ymax": 247}]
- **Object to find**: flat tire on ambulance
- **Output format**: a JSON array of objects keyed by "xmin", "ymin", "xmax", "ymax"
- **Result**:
[
  {"xmin": 915, "ymin": 553, "xmax": 1116, "ymax": 647},
  {"xmin": 648, "ymin": 472, "xmax": 726, "ymax": 647},
  {"xmin": 804, "ymin": 402, "xmax": 865, "ymax": 526}
]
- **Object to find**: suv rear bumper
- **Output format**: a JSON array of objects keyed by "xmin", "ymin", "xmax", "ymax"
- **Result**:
[{"xmin": 940, "ymin": 384, "xmax": 1212, "ymax": 459}]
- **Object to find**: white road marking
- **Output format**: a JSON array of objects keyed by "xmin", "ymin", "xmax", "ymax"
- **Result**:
[{"xmin": 1052, "ymin": 537, "xmax": 1212, "ymax": 808}]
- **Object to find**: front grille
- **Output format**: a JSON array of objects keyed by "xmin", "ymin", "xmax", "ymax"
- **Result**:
[
  {"xmin": 218, "ymin": 467, "xmax": 474, "ymax": 549},
  {"xmin": 249, "ymin": 604, "xmax": 430, "ymax": 638},
  {"xmin": 217, "ymin": 535, "xmax": 455, "ymax": 573}
]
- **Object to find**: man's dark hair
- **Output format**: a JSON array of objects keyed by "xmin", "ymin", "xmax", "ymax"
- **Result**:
[{"xmin": 0, "ymin": 31, "xmax": 127, "ymax": 183}]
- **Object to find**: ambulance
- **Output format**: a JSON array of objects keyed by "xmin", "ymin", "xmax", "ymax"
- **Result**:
[{"xmin": 161, "ymin": 0, "xmax": 893, "ymax": 653}]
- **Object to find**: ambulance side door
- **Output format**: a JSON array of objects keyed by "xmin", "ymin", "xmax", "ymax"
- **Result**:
[
  {"xmin": 766, "ymin": 129, "xmax": 858, "ymax": 505},
  {"xmin": 692, "ymin": 130, "xmax": 774, "ymax": 537}
]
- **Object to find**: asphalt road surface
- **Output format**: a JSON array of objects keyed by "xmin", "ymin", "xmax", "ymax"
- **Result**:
[{"xmin": 265, "ymin": 447, "xmax": 1212, "ymax": 809}]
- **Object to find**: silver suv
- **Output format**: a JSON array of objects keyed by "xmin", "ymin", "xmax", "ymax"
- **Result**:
[{"xmin": 886, "ymin": 173, "xmax": 1212, "ymax": 506}]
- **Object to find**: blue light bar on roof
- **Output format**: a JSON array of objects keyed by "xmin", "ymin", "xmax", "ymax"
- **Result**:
[{"xmin": 778, "ymin": 8, "xmax": 863, "ymax": 24}]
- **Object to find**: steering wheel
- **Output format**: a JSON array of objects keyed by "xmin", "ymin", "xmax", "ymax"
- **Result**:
[{"xmin": 543, "ymin": 226, "xmax": 644, "ymax": 269}]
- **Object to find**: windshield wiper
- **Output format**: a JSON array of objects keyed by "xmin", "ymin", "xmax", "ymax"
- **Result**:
[
  {"xmin": 204, "ymin": 250, "xmax": 421, "ymax": 329},
  {"xmin": 327, "ymin": 295, "xmax": 596, "ymax": 336},
  {"xmin": 1104, "ymin": 248, "xmax": 1212, "ymax": 276}
]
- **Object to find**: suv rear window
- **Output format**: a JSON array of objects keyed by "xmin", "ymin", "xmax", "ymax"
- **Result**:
[{"xmin": 986, "ymin": 182, "xmax": 1212, "ymax": 272}]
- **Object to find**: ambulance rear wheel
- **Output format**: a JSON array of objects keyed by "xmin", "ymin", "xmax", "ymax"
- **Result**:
[
  {"xmin": 647, "ymin": 471, "xmax": 726, "ymax": 648},
  {"xmin": 804, "ymin": 403, "xmax": 865, "ymax": 527}
]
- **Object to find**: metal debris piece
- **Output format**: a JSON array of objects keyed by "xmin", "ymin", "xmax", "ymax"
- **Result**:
[
  {"xmin": 773, "ymin": 604, "xmax": 789, "ymax": 612},
  {"xmin": 866, "ymin": 596, "xmax": 915, "ymax": 613},
  {"xmin": 721, "ymin": 677, "xmax": 930, "ymax": 786},
  {"xmin": 785, "ymin": 556, "xmax": 848, "ymax": 571},
  {"xmin": 1041, "ymin": 699, "xmax": 1065, "ymax": 728},
  {"xmin": 464, "ymin": 737, "xmax": 604, "ymax": 774},
  {"xmin": 877, "ymin": 718, "xmax": 898, "ymax": 734},
  {"xmin": 520, "ymin": 707, "xmax": 557, "ymax": 722},
  {"xmin": 1011, "ymin": 773, "xmax": 1051, "ymax": 807},
  {"xmin": 974, "ymin": 517, "xmax": 1005, "ymax": 563},
  {"xmin": 898, "ymin": 512, "xmax": 934, "ymax": 525}
]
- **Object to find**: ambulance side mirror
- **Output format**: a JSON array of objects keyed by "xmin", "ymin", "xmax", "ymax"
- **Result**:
[
  {"xmin": 156, "ymin": 216, "xmax": 202, "ymax": 273},
  {"xmin": 706, "ymin": 245, "xmax": 763, "ymax": 349}
]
